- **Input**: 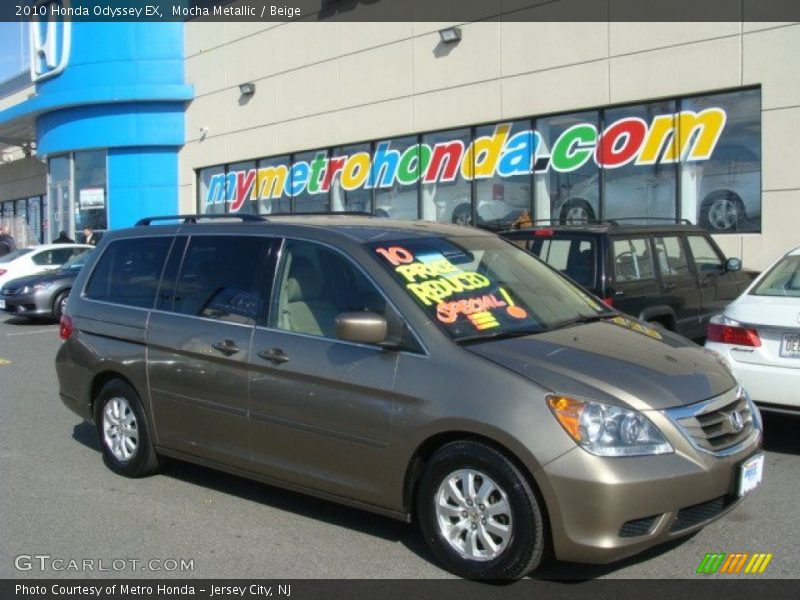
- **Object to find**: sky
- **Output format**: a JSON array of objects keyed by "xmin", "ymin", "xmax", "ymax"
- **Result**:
[{"xmin": 0, "ymin": 22, "xmax": 30, "ymax": 83}]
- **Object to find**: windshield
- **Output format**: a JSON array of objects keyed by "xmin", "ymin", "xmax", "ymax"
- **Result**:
[
  {"xmin": 0, "ymin": 248, "xmax": 34, "ymax": 263},
  {"xmin": 60, "ymin": 250, "xmax": 92, "ymax": 271},
  {"xmin": 369, "ymin": 235, "xmax": 611, "ymax": 342},
  {"xmin": 751, "ymin": 254, "xmax": 800, "ymax": 297}
]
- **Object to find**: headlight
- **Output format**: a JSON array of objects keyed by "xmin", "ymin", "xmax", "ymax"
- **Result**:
[
  {"xmin": 547, "ymin": 395, "xmax": 673, "ymax": 457},
  {"xmin": 21, "ymin": 282, "xmax": 53, "ymax": 294}
]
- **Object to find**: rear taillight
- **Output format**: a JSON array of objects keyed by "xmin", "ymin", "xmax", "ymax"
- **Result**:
[
  {"xmin": 0, "ymin": 269, "xmax": 6, "ymax": 276},
  {"xmin": 706, "ymin": 321, "xmax": 761, "ymax": 347},
  {"xmin": 59, "ymin": 315, "xmax": 74, "ymax": 340},
  {"xmin": 602, "ymin": 297, "xmax": 614, "ymax": 307}
]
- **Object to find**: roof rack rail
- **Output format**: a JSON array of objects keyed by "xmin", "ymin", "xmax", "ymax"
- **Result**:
[
  {"xmin": 270, "ymin": 211, "xmax": 380, "ymax": 218},
  {"xmin": 135, "ymin": 214, "xmax": 268, "ymax": 226},
  {"xmin": 526, "ymin": 217, "xmax": 694, "ymax": 228},
  {"xmin": 603, "ymin": 217, "xmax": 695, "ymax": 225}
]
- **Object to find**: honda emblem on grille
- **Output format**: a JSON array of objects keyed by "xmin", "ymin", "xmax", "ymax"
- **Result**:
[{"xmin": 728, "ymin": 410, "xmax": 744, "ymax": 433}]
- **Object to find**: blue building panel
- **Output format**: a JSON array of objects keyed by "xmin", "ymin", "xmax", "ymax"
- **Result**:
[
  {"xmin": 108, "ymin": 148, "xmax": 179, "ymax": 229},
  {"xmin": 38, "ymin": 102, "xmax": 185, "ymax": 156}
]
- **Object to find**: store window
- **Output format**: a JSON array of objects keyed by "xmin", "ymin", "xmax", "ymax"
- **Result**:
[
  {"xmin": 75, "ymin": 150, "xmax": 108, "ymax": 233},
  {"xmin": 195, "ymin": 87, "xmax": 761, "ymax": 236},
  {"xmin": 331, "ymin": 143, "xmax": 372, "ymax": 213},
  {"xmin": 420, "ymin": 128, "xmax": 471, "ymax": 225},
  {"xmin": 373, "ymin": 135, "xmax": 419, "ymax": 220},
  {"xmin": 680, "ymin": 89, "xmax": 761, "ymax": 233},
  {"xmin": 257, "ymin": 155, "xmax": 292, "ymax": 214},
  {"xmin": 49, "ymin": 155, "xmax": 71, "ymax": 241},
  {"xmin": 293, "ymin": 149, "xmax": 329, "ymax": 213},
  {"xmin": 228, "ymin": 160, "xmax": 258, "ymax": 215},
  {"xmin": 535, "ymin": 111, "xmax": 600, "ymax": 224},
  {"xmin": 199, "ymin": 165, "xmax": 226, "ymax": 215},
  {"xmin": 475, "ymin": 120, "xmax": 532, "ymax": 229},
  {"xmin": 603, "ymin": 101, "xmax": 678, "ymax": 224},
  {"xmin": 48, "ymin": 151, "xmax": 107, "ymax": 243}
]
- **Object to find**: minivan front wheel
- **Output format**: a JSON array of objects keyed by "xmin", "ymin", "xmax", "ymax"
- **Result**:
[
  {"xmin": 417, "ymin": 441, "xmax": 546, "ymax": 579},
  {"xmin": 95, "ymin": 380, "xmax": 161, "ymax": 477}
]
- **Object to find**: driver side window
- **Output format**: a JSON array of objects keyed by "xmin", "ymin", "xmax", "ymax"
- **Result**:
[{"xmin": 270, "ymin": 240, "xmax": 387, "ymax": 339}]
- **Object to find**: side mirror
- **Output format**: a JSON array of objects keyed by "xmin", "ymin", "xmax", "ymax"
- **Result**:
[
  {"xmin": 726, "ymin": 257, "xmax": 742, "ymax": 272},
  {"xmin": 335, "ymin": 312, "xmax": 388, "ymax": 345}
]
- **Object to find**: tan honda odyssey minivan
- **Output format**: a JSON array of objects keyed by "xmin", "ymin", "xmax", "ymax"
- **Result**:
[{"xmin": 56, "ymin": 214, "xmax": 764, "ymax": 579}]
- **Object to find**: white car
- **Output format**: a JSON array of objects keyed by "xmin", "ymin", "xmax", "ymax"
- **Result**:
[
  {"xmin": 705, "ymin": 246, "xmax": 800, "ymax": 412},
  {"xmin": 0, "ymin": 244, "xmax": 93, "ymax": 292}
]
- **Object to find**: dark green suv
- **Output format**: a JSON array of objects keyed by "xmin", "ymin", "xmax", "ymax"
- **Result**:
[{"xmin": 502, "ymin": 222, "xmax": 753, "ymax": 340}]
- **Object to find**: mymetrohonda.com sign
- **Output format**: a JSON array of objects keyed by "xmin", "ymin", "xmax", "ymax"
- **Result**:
[{"xmin": 205, "ymin": 108, "xmax": 726, "ymax": 212}]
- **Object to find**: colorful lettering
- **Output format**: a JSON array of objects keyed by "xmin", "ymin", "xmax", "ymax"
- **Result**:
[
  {"xmin": 551, "ymin": 124, "xmax": 596, "ymax": 172},
  {"xmin": 206, "ymin": 110, "xmax": 729, "ymax": 210},
  {"xmin": 375, "ymin": 246, "xmax": 415, "ymax": 266}
]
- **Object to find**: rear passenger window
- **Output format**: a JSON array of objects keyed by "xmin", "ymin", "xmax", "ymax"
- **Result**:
[
  {"xmin": 85, "ymin": 238, "xmax": 172, "ymax": 308},
  {"xmin": 653, "ymin": 236, "xmax": 691, "ymax": 278},
  {"xmin": 612, "ymin": 238, "xmax": 654, "ymax": 282},
  {"xmin": 533, "ymin": 238, "xmax": 596, "ymax": 287},
  {"xmin": 172, "ymin": 236, "xmax": 268, "ymax": 325}
]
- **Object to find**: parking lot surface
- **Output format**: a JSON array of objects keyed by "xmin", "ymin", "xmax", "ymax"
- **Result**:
[{"xmin": 0, "ymin": 315, "xmax": 797, "ymax": 579}]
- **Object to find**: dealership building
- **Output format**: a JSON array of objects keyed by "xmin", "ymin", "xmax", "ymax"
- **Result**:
[{"xmin": 0, "ymin": 10, "xmax": 799, "ymax": 270}]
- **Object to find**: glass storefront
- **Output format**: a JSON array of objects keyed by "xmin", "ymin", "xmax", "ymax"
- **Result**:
[
  {"xmin": 47, "ymin": 150, "xmax": 108, "ymax": 242},
  {"xmin": 197, "ymin": 87, "xmax": 762, "ymax": 234},
  {"xmin": 0, "ymin": 195, "xmax": 46, "ymax": 244}
]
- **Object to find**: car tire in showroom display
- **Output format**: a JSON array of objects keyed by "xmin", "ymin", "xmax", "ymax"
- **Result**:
[
  {"xmin": 559, "ymin": 199, "xmax": 595, "ymax": 225},
  {"xmin": 451, "ymin": 204, "xmax": 473, "ymax": 226},
  {"xmin": 700, "ymin": 191, "xmax": 746, "ymax": 232},
  {"xmin": 416, "ymin": 440, "xmax": 547, "ymax": 580},
  {"xmin": 94, "ymin": 379, "xmax": 162, "ymax": 478}
]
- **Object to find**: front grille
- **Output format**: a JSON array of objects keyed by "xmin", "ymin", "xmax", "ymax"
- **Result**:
[
  {"xmin": 668, "ymin": 387, "xmax": 755, "ymax": 453},
  {"xmin": 620, "ymin": 515, "xmax": 658, "ymax": 537},
  {"xmin": 670, "ymin": 495, "xmax": 736, "ymax": 532}
]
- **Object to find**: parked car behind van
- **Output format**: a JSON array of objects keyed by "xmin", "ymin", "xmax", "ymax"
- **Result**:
[
  {"xmin": 56, "ymin": 214, "xmax": 763, "ymax": 579},
  {"xmin": 502, "ymin": 221, "xmax": 754, "ymax": 340}
]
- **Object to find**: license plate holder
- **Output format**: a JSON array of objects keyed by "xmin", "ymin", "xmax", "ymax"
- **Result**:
[
  {"xmin": 780, "ymin": 333, "xmax": 800, "ymax": 358},
  {"xmin": 0, "ymin": 299, "xmax": 5, "ymax": 310},
  {"xmin": 738, "ymin": 452, "xmax": 764, "ymax": 497}
]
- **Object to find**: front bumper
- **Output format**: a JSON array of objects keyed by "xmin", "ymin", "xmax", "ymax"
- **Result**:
[
  {"xmin": 0, "ymin": 291, "xmax": 53, "ymax": 317},
  {"xmin": 539, "ymin": 396, "xmax": 762, "ymax": 564}
]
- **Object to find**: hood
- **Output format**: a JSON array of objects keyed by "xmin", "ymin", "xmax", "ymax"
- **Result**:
[
  {"xmin": 1, "ymin": 269, "xmax": 75, "ymax": 290},
  {"xmin": 726, "ymin": 293, "xmax": 800, "ymax": 329},
  {"xmin": 465, "ymin": 318, "xmax": 736, "ymax": 411}
]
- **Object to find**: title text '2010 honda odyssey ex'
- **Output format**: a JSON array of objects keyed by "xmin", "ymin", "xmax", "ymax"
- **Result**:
[{"xmin": 55, "ymin": 214, "xmax": 764, "ymax": 579}]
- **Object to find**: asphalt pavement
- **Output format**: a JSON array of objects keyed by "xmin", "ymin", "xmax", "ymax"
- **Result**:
[{"xmin": 0, "ymin": 315, "xmax": 797, "ymax": 580}]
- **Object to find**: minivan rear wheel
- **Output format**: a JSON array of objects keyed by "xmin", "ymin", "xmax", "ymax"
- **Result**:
[
  {"xmin": 95, "ymin": 379, "xmax": 161, "ymax": 477},
  {"xmin": 416, "ymin": 440, "xmax": 546, "ymax": 579}
]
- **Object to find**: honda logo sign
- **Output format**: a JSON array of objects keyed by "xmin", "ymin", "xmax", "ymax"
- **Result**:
[{"xmin": 30, "ymin": 1, "xmax": 72, "ymax": 82}]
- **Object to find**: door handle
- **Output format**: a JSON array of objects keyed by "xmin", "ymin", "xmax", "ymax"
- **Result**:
[
  {"xmin": 211, "ymin": 340, "xmax": 240, "ymax": 356},
  {"xmin": 258, "ymin": 348, "xmax": 290, "ymax": 365}
]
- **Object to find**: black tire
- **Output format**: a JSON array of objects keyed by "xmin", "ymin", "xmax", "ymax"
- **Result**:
[
  {"xmin": 559, "ymin": 199, "xmax": 595, "ymax": 225},
  {"xmin": 52, "ymin": 289, "xmax": 69, "ymax": 321},
  {"xmin": 416, "ymin": 440, "xmax": 546, "ymax": 580},
  {"xmin": 700, "ymin": 192, "xmax": 745, "ymax": 232},
  {"xmin": 94, "ymin": 379, "xmax": 161, "ymax": 477},
  {"xmin": 451, "ymin": 204, "xmax": 472, "ymax": 226}
]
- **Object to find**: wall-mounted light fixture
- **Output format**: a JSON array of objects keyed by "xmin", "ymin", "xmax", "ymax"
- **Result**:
[
  {"xmin": 438, "ymin": 26, "xmax": 462, "ymax": 44},
  {"xmin": 239, "ymin": 82, "xmax": 256, "ymax": 96}
]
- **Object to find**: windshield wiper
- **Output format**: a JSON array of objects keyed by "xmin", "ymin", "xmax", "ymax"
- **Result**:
[
  {"xmin": 457, "ymin": 328, "xmax": 542, "ymax": 345},
  {"xmin": 550, "ymin": 312, "xmax": 618, "ymax": 330}
]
